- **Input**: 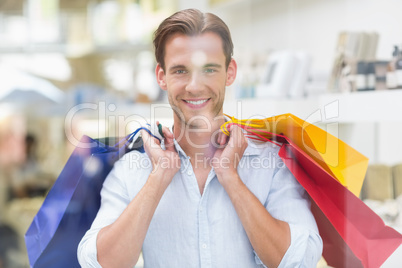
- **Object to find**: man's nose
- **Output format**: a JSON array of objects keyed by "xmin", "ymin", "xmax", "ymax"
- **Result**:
[{"xmin": 185, "ymin": 72, "xmax": 202, "ymax": 92}]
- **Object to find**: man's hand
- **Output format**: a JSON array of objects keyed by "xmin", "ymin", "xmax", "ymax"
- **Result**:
[
  {"xmin": 97, "ymin": 123, "xmax": 181, "ymax": 268},
  {"xmin": 212, "ymin": 125, "xmax": 248, "ymax": 185},
  {"xmin": 141, "ymin": 123, "xmax": 180, "ymax": 189}
]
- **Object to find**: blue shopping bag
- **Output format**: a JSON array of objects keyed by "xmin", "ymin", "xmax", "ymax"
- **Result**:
[{"xmin": 24, "ymin": 128, "xmax": 149, "ymax": 268}]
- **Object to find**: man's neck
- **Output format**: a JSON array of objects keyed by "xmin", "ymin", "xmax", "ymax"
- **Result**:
[{"xmin": 173, "ymin": 115, "xmax": 225, "ymax": 162}]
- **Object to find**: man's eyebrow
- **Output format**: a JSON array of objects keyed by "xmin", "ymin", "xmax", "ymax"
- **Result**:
[
  {"xmin": 169, "ymin": 64, "xmax": 186, "ymax": 71},
  {"xmin": 204, "ymin": 63, "xmax": 222, "ymax": 68},
  {"xmin": 168, "ymin": 63, "xmax": 223, "ymax": 71}
]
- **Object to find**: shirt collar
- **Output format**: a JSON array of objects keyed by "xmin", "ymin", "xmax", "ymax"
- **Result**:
[
  {"xmin": 172, "ymin": 138, "xmax": 188, "ymax": 158},
  {"xmin": 160, "ymin": 126, "xmax": 188, "ymax": 158},
  {"xmin": 161, "ymin": 123, "xmax": 262, "ymax": 158}
]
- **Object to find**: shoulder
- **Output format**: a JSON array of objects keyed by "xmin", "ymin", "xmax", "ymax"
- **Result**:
[
  {"xmin": 243, "ymin": 140, "xmax": 283, "ymax": 162},
  {"xmin": 238, "ymin": 140, "xmax": 284, "ymax": 177},
  {"xmin": 239, "ymin": 140, "xmax": 291, "ymax": 183},
  {"xmin": 110, "ymin": 149, "xmax": 153, "ymax": 181},
  {"xmin": 237, "ymin": 141, "xmax": 285, "ymax": 202},
  {"xmin": 116, "ymin": 149, "xmax": 150, "ymax": 167},
  {"xmin": 108, "ymin": 149, "xmax": 152, "ymax": 200}
]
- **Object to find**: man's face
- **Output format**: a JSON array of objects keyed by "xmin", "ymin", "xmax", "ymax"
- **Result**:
[{"xmin": 156, "ymin": 32, "xmax": 236, "ymax": 128}]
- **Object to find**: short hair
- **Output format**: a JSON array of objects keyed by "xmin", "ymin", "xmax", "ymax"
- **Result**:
[{"xmin": 153, "ymin": 9, "xmax": 234, "ymax": 71}]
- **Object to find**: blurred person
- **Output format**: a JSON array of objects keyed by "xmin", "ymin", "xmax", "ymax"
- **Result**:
[
  {"xmin": 0, "ymin": 224, "xmax": 19, "ymax": 268},
  {"xmin": 78, "ymin": 9, "xmax": 322, "ymax": 268},
  {"xmin": 11, "ymin": 134, "xmax": 51, "ymax": 199},
  {"xmin": 7, "ymin": 134, "xmax": 39, "ymax": 199},
  {"xmin": 0, "ymin": 116, "xmax": 26, "ymax": 219},
  {"xmin": 3, "ymin": 133, "xmax": 50, "ymax": 200}
]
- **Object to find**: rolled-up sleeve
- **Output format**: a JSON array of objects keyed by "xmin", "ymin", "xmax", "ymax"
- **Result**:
[
  {"xmin": 77, "ymin": 155, "xmax": 131, "ymax": 268},
  {"xmin": 255, "ymin": 160, "xmax": 323, "ymax": 267},
  {"xmin": 77, "ymin": 227, "xmax": 102, "ymax": 268}
]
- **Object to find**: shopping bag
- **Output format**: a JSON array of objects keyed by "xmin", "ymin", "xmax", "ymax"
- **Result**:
[
  {"xmin": 278, "ymin": 141, "xmax": 402, "ymax": 268},
  {"xmin": 222, "ymin": 120, "xmax": 401, "ymax": 267},
  {"xmin": 221, "ymin": 113, "xmax": 369, "ymax": 197},
  {"xmin": 24, "ymin": 128, "xmax": 147, "ymax": 268}
]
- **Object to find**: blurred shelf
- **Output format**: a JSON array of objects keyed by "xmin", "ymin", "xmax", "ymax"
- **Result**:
[
  {"xmin": 90, "ymin": 43, "xmax": 150, "ymax": 54},
  {"xmin": 223, "ymin": 95, "xmax": 317, "ymax": 120},
  {"xmin": 0, "ymin": 44, "xmax": 69, "ymax": 54},
  {"xmin": 318, "ymin": 90, "xmax": 402, "ymax": 123},
  {"xmin": 223, "ymin": 89, "xmax": 402, "ymax": 123},
  {"xmin": 210, "ymin": 0, "xmax": 267, "ymax": 11},
  {"xmin": 0, "ymin": 43, "xmax": 151, "ymax": 56}
]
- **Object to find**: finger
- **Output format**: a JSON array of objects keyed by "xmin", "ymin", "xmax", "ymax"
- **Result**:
[
  {"xmin": 141, "ymin": 129, "xmax": 160, "ymax": 151},
  {"xmin": 215, "ymin": 131, "xmax": 226, "ymax": 147},
  {"xmin": 164, "ymin": 135, "xmax": 176, "ymax": 153},
  {"xmin": 216, "ymin": 132, "xmax": 222, "ymax": 146},
  {"xmin": 234, "ymin": 126, "xmax": 248, "ymax": 152},
  {"xmin": 141, "ymin": 129, "xmax": 151, "ymax": 149},
  {"xmin": 155, "ymin": 121, "xmax": 165, "ymax": 138},
  {"xmin": 160, "ymin": 124, "xmax": 173, "ymax": 139},
  {"xmin": 227, "ymin": 124, "xmax": 238, "ymax": 144},
  {"xmin": 220, "ymin": 132, "xmax": 229, "ymax": 146},
  {"xmin": 158, "ymin": 124, "xmax": 177, "ymax": 152},
  {"xmin": 228, "ymin": 125, "xmax": 246, "ymax": 148}
]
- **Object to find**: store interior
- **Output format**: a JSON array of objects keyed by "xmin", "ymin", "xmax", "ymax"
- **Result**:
[{"xmin": 1, "ymin": 0, "xmax": 402, "ymax": 267}]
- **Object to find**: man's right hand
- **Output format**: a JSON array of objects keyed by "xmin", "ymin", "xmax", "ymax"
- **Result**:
[
  {"xmin": 141, "ymin": 123, "xmax": 180, "ymax": 188},
  {"xmin": 96, "ymin": 124, "xmax": 181, "ymax": 268}
]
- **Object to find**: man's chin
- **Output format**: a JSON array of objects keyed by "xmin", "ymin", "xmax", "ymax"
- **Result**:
[
  {"xmin": 171, "ymin": 102, "xmax": 224, "ymax": 125},
  {"xmin": 188, "ymin": 113, "xmax": 225, "ymax": 128}
]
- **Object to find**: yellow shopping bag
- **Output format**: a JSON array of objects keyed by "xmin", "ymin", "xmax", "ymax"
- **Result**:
[{"xmin": 221, "ymin": 113, "xmax": 369, "ymax": 197}]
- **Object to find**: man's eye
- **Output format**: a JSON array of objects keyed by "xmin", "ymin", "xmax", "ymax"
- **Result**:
[
  {"xmin": 204, "ymin": 68, "xmax": 216, "ymax": 73},
  {"xmin": 175, "ymin": 70, "xmax": 186, "ymax": 74}
]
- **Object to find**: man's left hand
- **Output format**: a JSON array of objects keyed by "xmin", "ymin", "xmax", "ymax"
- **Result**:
[{"xmin": 212, "ymin": 125, "xmax": 248, "ymax": 184}]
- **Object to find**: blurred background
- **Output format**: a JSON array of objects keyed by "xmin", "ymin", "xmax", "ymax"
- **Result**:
[{"xmin": 1, "ymin": 0, "xmax": 402, "ymax": 267}]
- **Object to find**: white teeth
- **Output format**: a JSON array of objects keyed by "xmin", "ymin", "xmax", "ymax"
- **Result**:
[{"xmin": 186, "ymin": 99, "xmax": 208, "ymax": 105}]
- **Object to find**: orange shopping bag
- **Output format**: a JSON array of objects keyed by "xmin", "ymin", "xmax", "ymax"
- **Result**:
[{"xmin": 221, "ymin": 113, "xmax": 369, "ymax": 197}]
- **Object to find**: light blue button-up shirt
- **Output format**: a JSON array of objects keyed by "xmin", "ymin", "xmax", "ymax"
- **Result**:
[{"xmin": 78, "ymin": 138, "xmax": 323, "ymax": 268}]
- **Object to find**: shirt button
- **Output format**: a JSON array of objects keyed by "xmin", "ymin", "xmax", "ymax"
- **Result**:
[
  {"xmin": 199, "ymin": 207, "xmax": 203, "ymax": 212},
  {"xmin": 202, "ymin": 244, "xmax": 207, "ymax": 249},
  {"xmin": 187, "ymin": 170, "xmax": 193, "ymax": 176}
]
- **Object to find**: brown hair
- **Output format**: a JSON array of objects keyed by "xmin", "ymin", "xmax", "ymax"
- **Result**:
[{"xmin": 153, "ymin": 9, "xmax": 234, "ymax": 71}]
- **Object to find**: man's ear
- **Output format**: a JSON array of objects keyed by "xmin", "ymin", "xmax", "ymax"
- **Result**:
[
  {"xmin": 226, "ymin": 59, "xmax": 237, "ymax": 87},
  {"xmin": 155, "ymin": 63, "xmax": 167, "ymax": 90}
]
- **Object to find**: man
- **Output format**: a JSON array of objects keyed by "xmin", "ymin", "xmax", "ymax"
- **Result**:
[{"xmin": 78, "ymin": 9, "xmax": 322, "ymax": 268}]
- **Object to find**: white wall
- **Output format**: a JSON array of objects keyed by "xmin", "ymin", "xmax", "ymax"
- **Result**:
[
  {"xmin": 377, "ymin": 122, "xmax": 402, "ymax": 165},
  {"xmin": 206, "ymin": 0, "xmax": 402, "ymax": 165},
  {"xmin": 210, "ymin": 0, "xmax": 402, "ymax": 73}
]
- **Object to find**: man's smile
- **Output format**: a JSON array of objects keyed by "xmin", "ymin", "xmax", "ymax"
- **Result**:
[{"xmin": 182, "ymin": 98, "xmax": 211, "ymax": 108}]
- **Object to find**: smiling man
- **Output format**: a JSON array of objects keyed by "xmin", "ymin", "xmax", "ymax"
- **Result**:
[{"xmin": 78, "ymin": 9, "xmax": 322, "ymax": 268}]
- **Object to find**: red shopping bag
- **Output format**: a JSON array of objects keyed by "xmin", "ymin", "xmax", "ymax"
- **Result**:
[
  {"xmin": 225, "ymin": 120, "xmax": 401, "ymax": 267},
  {"xmin": 278, "ymin": 141, "xmax": 402, "ymax": 268}
]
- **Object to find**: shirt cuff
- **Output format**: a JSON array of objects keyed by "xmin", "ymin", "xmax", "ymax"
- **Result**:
[
  {"xmin": 253, "ymin": 223, "xmax": 309, "ymax": 267},
  {"xmin": 254, "ymin": 250, "xmax": 268, "ymax": 267},
  {"xmin": 78, "ymin": 229, "xmax": 102, "ymax": 268},
  {"xmin": 253, "ymin": 223, "xmax": 311, "ymax": 267},
  {"xmin": 277, "ymin": 223, "xmax": 309, "ymax": 268}
]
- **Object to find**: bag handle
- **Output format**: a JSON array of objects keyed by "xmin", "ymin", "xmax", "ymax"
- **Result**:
[
  {"xmin": 114, "ymin": 124, "xmax": 164, "ymax": 149},
  {"xmin": 222, "ymin": 121, "xmax": 288, "ymax": 147}
]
